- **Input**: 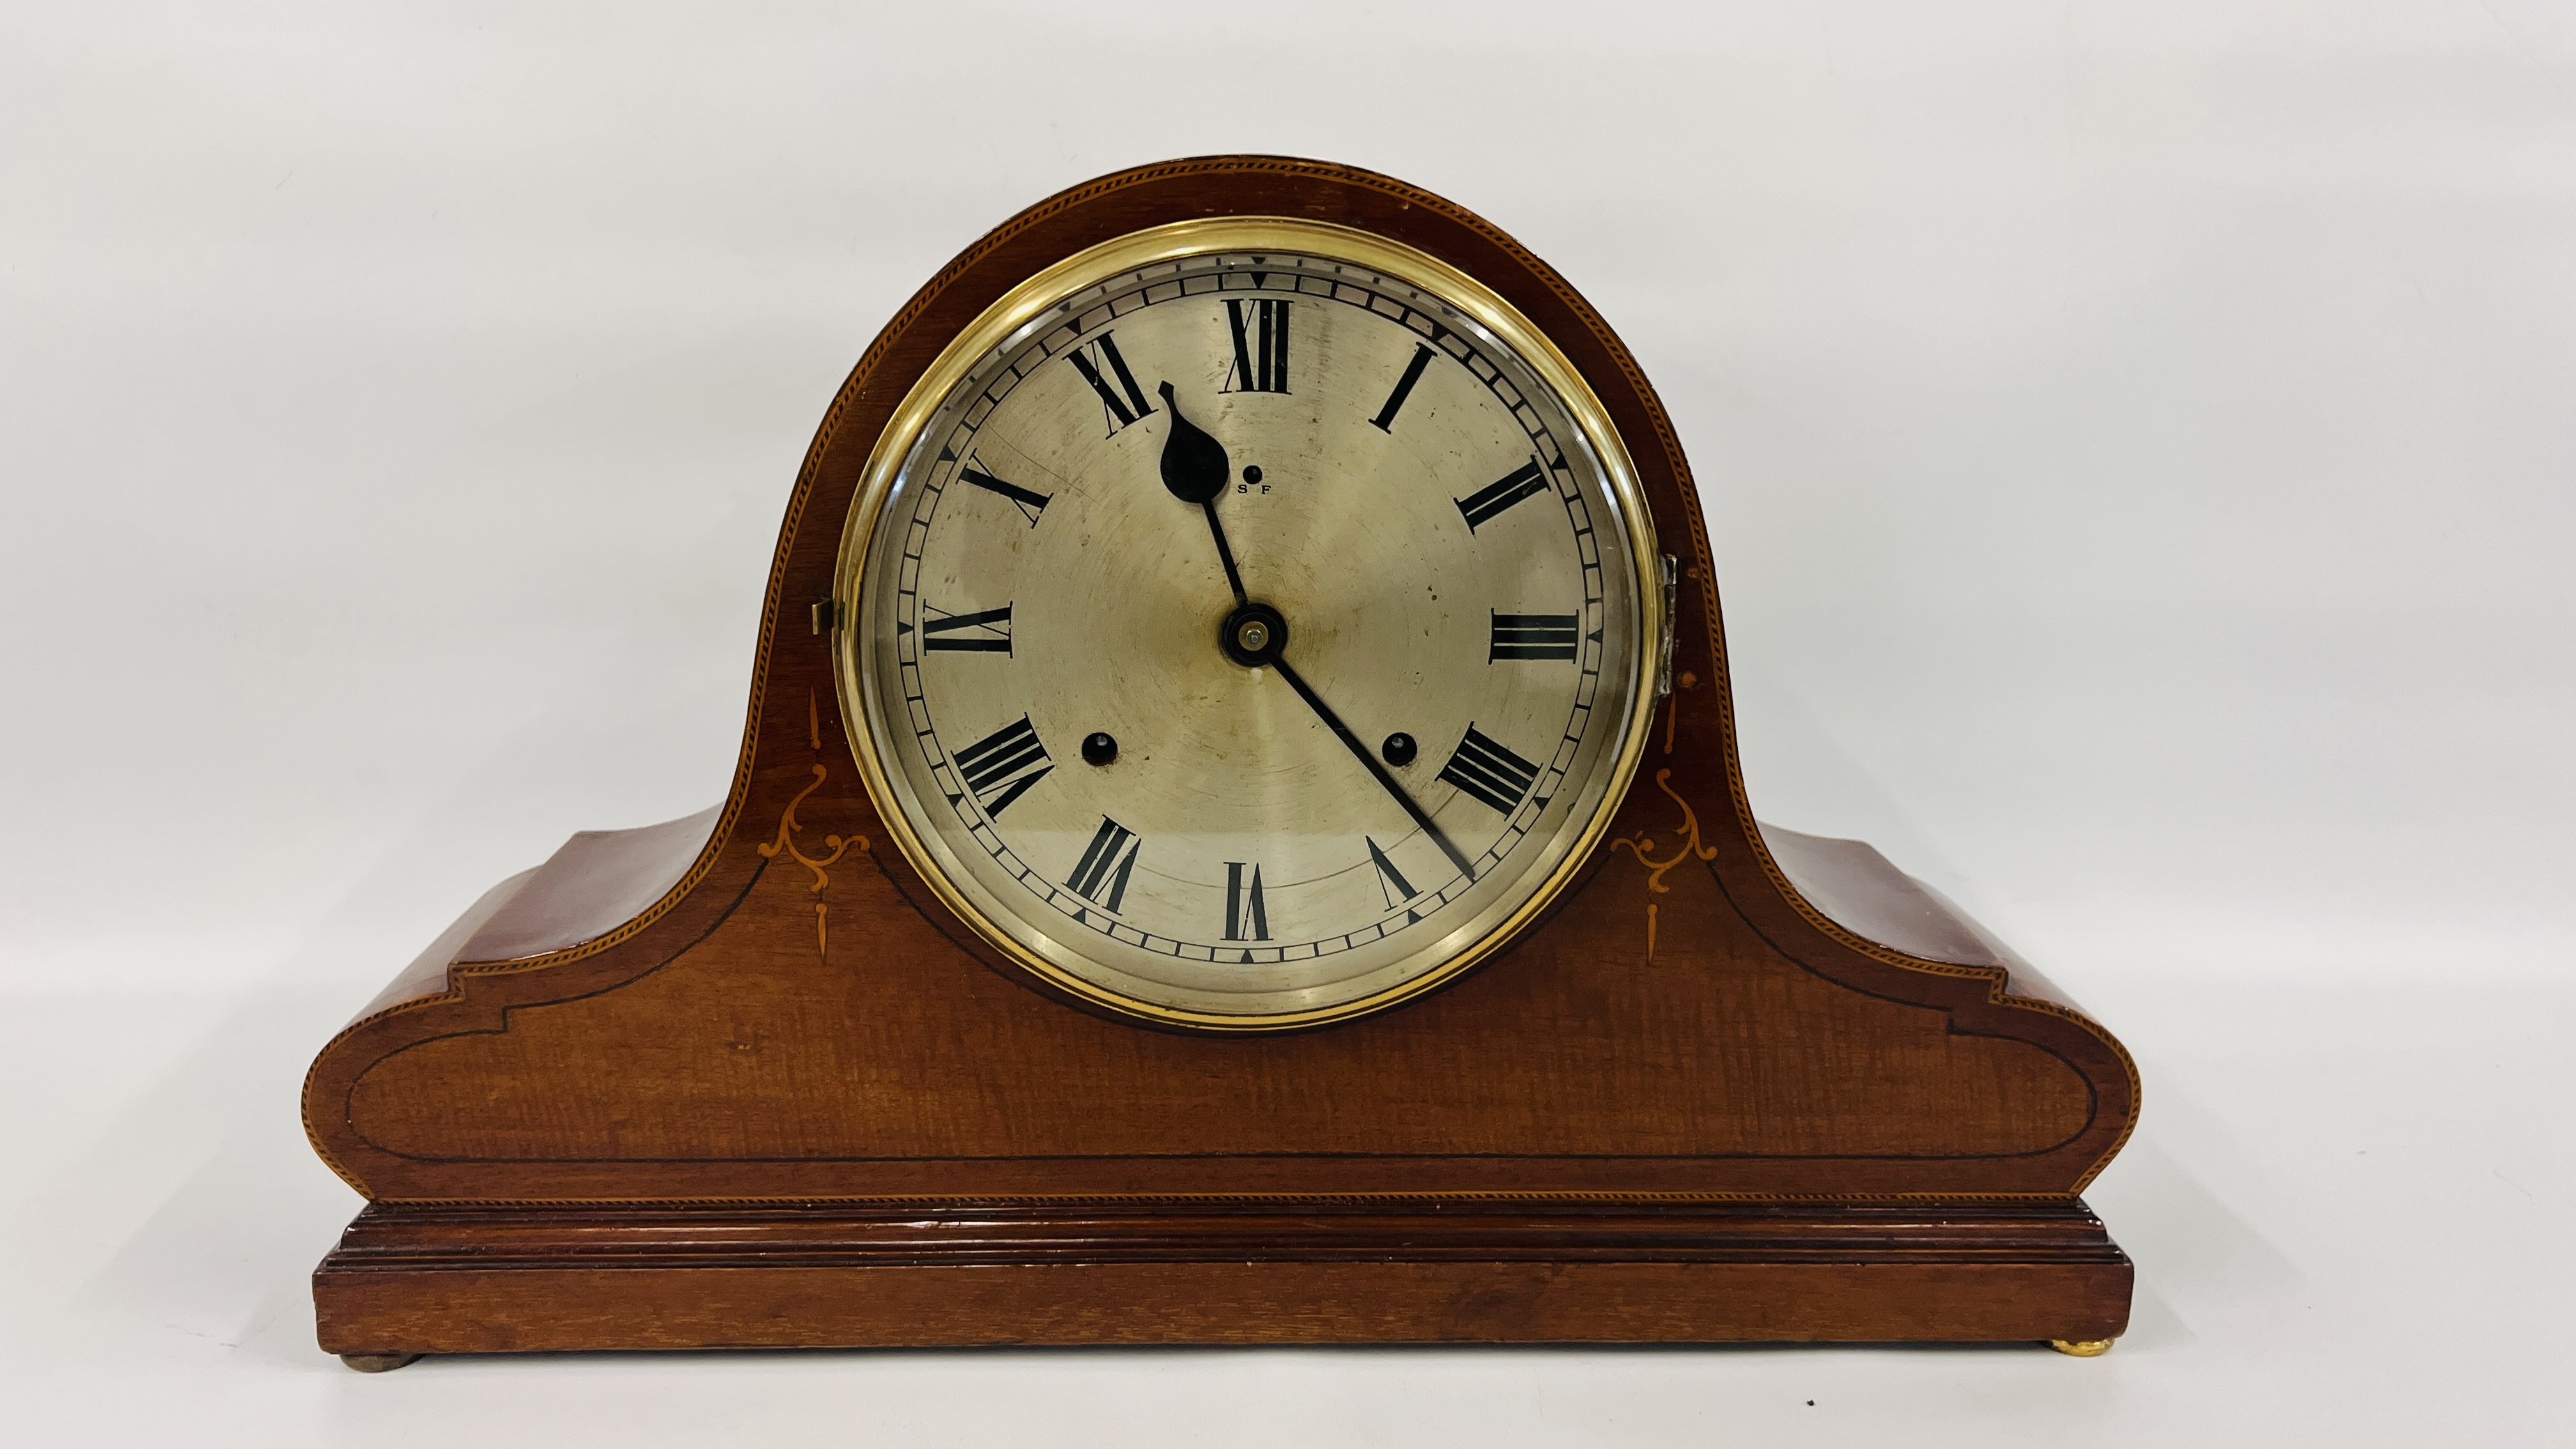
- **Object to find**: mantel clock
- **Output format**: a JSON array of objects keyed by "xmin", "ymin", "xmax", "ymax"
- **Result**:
[{"xmin": 303, "ymin": 157, "xmax": 2138, "ymax": 1368}]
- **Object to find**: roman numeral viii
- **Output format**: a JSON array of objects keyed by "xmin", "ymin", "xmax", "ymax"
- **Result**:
[
  {"xmin": 1224, "ymin": 862, "xmax": 1270, "ymax": 942},
  {"xmin": 1221, "ymin": 299, "xmax": 1289, "ymax": 394},
  {"xmin": 1066, "ymin": 333, "xmax": 1154, "ymax": 436},
  {"xmin": 1455, "ymin": 457, "xmax": 1551, "ymax": 532},
  {"xmin": 1438, "ymin": 724, "xmax": 1542, "ymax": 815},
  {"xmin": 1489, "ymin": 611, "xmax": 1578, "ymax": 662},
  {"xmin": 920, "ymin": 603, "xmax": 1012, "ymax": 654},
  {"xmin": 949, "ymin": 714, "xmax": 1052, "ymax": 818},
  {"xmin": 1066, "ymin": 816, "xmax": 1140, "ymax": 912}
]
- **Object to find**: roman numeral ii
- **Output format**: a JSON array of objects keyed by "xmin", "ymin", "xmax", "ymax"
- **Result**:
[{"xmin": 1455, "ymin": 457, "xmax": 1551, "ymax": 532}]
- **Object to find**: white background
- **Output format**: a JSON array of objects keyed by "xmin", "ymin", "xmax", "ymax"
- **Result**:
[{"xmin": 4, "ymin": 2, "xmax": 2571, "ymax": 1443}]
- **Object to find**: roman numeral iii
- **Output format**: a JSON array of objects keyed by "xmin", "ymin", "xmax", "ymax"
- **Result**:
[
  {"xmin": 920, "ymin": 603, "xmax": 1012, "ymax": 654},
  {"xmin": 1455, "ymin": 457, "xmax": 1551, "ymax": 532},
  {"xmin": 1221, "ymin": 299, "xmax": 1290, "ymax": 394},
  {"xmin": 949, "ymin": 714, "xmax": 1052, "ymax": 818},
  {"xmin": 1438, "ymin": 724, "xmax": 1542, "ymax": 815},
  {"xmin": 1224, "ymin": 862, "xmax": 1271, "ymax": 942},
  {"xmin": 1066, "ymin": 816, "xmax": 1140, "ymax": 912},
  {"xmin": 1066, "ymin": 333, "xmax": 1154, "ymax": 436},
  {"xmin": 1489, "ymin": 611, "xmax": 1578, "ymax": 662}
]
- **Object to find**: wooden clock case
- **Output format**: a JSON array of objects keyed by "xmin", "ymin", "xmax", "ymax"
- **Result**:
[{"xmin": 303, "ymin": 156, "xmax": 2138, "ymax": 1365}]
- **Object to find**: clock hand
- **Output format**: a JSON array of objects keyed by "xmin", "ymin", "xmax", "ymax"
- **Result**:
[
  {"xmin": 1154, "ymin": 379, "xmax": 1471, "ymax": 881},
  {"xmin": 1156, "ymin": 381, "xmax": 1247, "ymax": 606},
  {"xmin": 1269, "ymin": 657, "xmax": 1478, "ymax": 884}
]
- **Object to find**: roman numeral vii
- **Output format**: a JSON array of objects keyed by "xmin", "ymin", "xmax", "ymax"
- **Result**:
[{"xmin": 1066, "ymin": 816, "xmax": 1140, "ymax": 912}]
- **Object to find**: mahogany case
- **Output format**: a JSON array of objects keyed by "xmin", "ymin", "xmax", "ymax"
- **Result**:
[{"xmin": 302, "ymin": 157, "xmax": 2138, "ymax": 1358}]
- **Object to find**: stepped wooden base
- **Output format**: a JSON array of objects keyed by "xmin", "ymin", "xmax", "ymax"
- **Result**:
[{"xmin": 314, "ymin": 1199, "xmax": 2129, "ymax": 1356}]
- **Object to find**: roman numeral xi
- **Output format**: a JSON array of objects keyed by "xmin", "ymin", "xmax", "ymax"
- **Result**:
[
  {"xmin": 1438, "ymin": 724, "xmax": 1542, "ymax": 816},
  {"xmin": 1066, "ymin": 333, "xmax": 1154, "ymax": 436}
]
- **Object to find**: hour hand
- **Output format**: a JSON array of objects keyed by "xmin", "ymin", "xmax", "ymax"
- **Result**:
[
  {"xmin": 1156, "ymin": 381, "xmax": 1229, "ymax": 503},
  {"xmin": 1156, "ymin": 381, "xmax": 1246, "ymax": 604}
]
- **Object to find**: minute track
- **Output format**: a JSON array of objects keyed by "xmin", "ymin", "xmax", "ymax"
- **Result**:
[{"xmin": 857, "ymin": 233, "xmax": 1641, "ymax": 1016}]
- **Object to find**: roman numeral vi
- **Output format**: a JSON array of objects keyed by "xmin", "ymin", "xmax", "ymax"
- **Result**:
[{"xmin": 1224, "ymin": 862, "xmax": 1271, "ymax": 942}]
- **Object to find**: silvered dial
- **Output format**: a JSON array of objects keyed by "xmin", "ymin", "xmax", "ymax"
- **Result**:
[{"xmin": 839, "ymin": 222, "xmax": 1658, "ymax": 1028}]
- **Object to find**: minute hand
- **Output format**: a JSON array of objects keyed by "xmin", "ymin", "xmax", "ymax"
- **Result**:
[{"xmin": 1268, "ymin": 657, "xmax": 1477, "ymax": 883}]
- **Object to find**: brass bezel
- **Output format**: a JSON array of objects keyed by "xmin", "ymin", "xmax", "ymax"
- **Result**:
[{"xmin": 832, "ymin": 217, "xmax": 1662, "ymax": 1031}]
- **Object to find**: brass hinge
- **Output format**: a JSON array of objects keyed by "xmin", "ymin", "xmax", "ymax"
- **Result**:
[
  {"xmin": 810, "ymin": 599, "xmax": 839, "ymax": 635},
  {"xmin": 1654, "ymin": 554, "xmax": 1678, "ymax": 698}
]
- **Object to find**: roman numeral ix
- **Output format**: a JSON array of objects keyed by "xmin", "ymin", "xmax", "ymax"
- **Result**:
[
  {"xmin": 1221, "ymin": 299, "xmax": 1290, "ymax": 394},
  {"xmin": 1224, "ymin": 862, "xmax": 1270, "ymax": 943},
  {"xmin": 1438, "ymin": 724, "xmax": 1542, "ymax": 816},
  {"xmin": 949, "ymin": 714, "xmax": 1052, "ymax": 818},
  {"xmin": 1066, "ymin": 332, "xmax": 1154, "ymax": 436},
  {"xmin": 1455, "ymin": 457, "xmax": 1551, "ymax": 532},
  {"xmin": 1489, "ymin": 611, "xmax": 1579, "ymax": 662},
  {"xmin": 1066, "ymin": 816, "xmax": 1140, "ymax": 913},
  {"xmin": 919, "ymin": 603, "xmax": 1012, "ymax": 654}
]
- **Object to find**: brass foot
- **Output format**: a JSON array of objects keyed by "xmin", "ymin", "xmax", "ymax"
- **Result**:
[
  {"xmin": 340, "ymin": 1353, "xmax": 422, "ymax": 1373},
  {"xmin": 2049, "ymin": 1338, "xmax": 2113, "ymax": 1358}
]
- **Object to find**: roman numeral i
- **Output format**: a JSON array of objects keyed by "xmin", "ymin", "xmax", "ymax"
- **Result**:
[
  {"xmin": 1066, "ymin": 333, "xmax": 1154, "ymax": 436},
  {"xmin": 1221, "ymin": 299, "xmax": 1290, "ymax": 395}
]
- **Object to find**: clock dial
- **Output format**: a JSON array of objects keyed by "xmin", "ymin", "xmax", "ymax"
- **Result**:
[{"xmin": 838, "ymin": 220, "xmax": 1660, "ymax": 1027}]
